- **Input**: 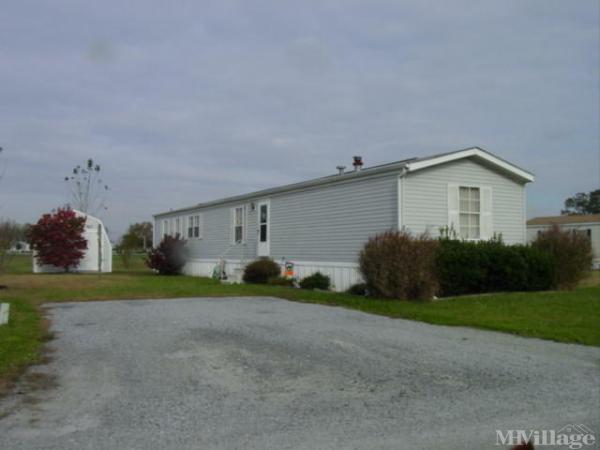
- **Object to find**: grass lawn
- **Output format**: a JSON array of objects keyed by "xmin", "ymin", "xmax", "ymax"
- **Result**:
[{"xmin": 1, "ymin": 254, "xmax": 599, "ymax": 391}]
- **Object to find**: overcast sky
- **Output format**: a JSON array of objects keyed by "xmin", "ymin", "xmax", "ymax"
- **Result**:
[{"xmin": 1, "ymin": 0, "xmax": 598, "ymax": 240}]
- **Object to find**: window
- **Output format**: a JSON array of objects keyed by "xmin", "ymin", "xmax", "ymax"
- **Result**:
[
  {"xmin": 572, "ymin": 229, "xmax": 592, "ymax": 240},
  {"xmin": 162, "ymin": 219, "xmax": 169, "ymax": 238},
  {"xmin": 187, "ymin": 215, "xmax": 201, "ymax": 238},
  {"xmin": 234, "ymin": 207, "xmax": 244, "ymax": 243},
  {"xmin": 188, "ymin": 216, "xmax": 194, "ymax": 238},
  {"xmin": 459, "ymin": 186, "xmax": 480, "ymax": 240},
  {"xmin": 193, "ymin": 215, "xmax": 200, "ymax": 238},
  {"xmin": 259, "ymin": 204, "xmax": 268, "ymax": 242},
  {"xmin": 175, "ymin": 218, "xmax": 180, "ymax": 237}
]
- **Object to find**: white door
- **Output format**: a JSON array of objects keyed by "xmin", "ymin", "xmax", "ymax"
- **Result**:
[{"xmin": 257, "ymin": 200, "xmax": 270, "ymax": 256}]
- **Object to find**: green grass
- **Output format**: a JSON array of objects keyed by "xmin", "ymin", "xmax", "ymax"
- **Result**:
[{"xmin": 1, "ymin": 254, "xmax": 599, "ymax": 391}]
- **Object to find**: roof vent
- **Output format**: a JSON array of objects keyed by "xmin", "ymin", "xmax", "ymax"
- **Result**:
[
  {"xmin": 352, "ymin": 156, "xmax": 363, "ymax": 171},
  {"xmin": 336, "ymin": 165, "xmax": 346, "ymax": 175}
]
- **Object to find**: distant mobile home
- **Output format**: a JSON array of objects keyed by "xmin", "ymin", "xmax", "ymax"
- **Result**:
[
  {"xmin": 33, "ymin": 210, "xmax": 113, "ymax": 273},
  {"xmin": 527, "ymin": 214, "xmax": 600, "ymax": 269},
  {"xmin": 153, "ymin": 147, "xmax": 534, "ymax": 291}
]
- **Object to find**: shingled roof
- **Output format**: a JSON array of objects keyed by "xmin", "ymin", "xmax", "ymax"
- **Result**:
[{"xmin": 527, "ymin": 214, "xmax": 600, "ymax": 226}]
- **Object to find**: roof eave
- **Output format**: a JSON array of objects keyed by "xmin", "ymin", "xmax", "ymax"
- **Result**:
[
  {"xmin": 153, "ymin": 161, "xmax": 409, "ymax": 217},
  {"xmin": 405, "ymin": 147, "xmax": 535, "ymax": 183}
]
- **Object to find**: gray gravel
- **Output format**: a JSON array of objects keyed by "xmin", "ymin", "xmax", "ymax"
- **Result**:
[{"xmin": 1, "ymin": 297, "xmax": 598, "ymax": 450}]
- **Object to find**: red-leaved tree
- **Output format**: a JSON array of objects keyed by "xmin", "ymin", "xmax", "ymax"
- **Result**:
[{"xmin": 28, "ymin": 208, "xmax": 88, "ymax": 272}]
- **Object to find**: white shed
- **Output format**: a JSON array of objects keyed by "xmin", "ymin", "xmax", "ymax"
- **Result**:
[{"xmin": 33, "ymin": 210, "xmax": 113, "ymax": 273}]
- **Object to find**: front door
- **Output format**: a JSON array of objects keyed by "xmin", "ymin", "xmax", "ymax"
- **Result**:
[{"xmin": 257, "ymin": 200, "xmax": 270, "ymax": 256}]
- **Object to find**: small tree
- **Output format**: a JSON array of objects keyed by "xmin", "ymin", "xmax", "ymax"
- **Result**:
[
  {"xmin": 146, "ymin": 235, "xmax": 187, "ymax": 275},
  {"xmin": 531, "ymin": 224, "xmax": 592, "ymax": 289},
  {"xmin": 359, "ymin": 230, "xmax": 438, "ymax": 300},
  {"xmin": 122, "ymin": 222, "xmax": 153, "ymax": 251},
  {"xmin": 242, "ymin": 258, "xmax": 281, "ymax": 284},
  {"xmin": 0, "ymin": 220, "xmax": 22, "ymax": 273},
  {"xmin": 116, "ymin": 232, "xmax": 139, "ymax": 269},
  {"xmin": 28, "ymin": 208, "xmax": 87, "ymax": 272},
  {"xmin": 562, "ymin": 189, "xmax": 600, "ymax": 215},
  {"xmin": 64, "ymin": 158, "xmax": 109, "ymax": 214}
]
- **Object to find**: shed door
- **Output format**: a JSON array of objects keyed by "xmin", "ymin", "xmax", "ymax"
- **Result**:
[{"xmin": 257, "ymin": 200, "xmax": 270, "ymax": 257}]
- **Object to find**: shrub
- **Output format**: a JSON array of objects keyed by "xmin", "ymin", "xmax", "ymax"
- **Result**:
[
  {"xmin": 299, "ymin": 272, "xmax": 331, "ymax": 290},
  {"xmin": 28, "ymin": 208, "xmax": 87, "ymax": 272},
  {"xmin": 532, "ymin": 224, "xmax": 592, "ymax": 289},
  {"xmin": 434, "ymin": 239, "xmax": 486, "ymax": 296},
  {"xmin": 243, "ymin": 258, "xmax": 281, "ymax": 284},
  {"xmin": 146, "ymin": 235, "xmax": 188, "ymax": 275},
  {"xmin": 514, "ymin": 245, "xmax": 556, "ymax": 291},
  {"xmin": 267, "ymin": 276, "xmax": 295, "ymax": 287},
  {"xmin": 359, "ymin": 230, "xmax": 438, "ymax": 300},
  {"xmin": 346, "ymin": 283, "xmax": 368, "ymax": 296},
  {"xmin": 435, "ymin": 239, "xmax": 557, "ymax": 296}
]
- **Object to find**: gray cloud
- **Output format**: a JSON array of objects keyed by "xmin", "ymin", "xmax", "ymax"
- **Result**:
[{"xmin": 0, "ymin": 0, "xmax": 598, "ymax": 239}]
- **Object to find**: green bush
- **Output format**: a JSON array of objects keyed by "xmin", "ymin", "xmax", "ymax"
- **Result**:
[
  {"xmin": 267, "ymin": 276, "xmax": 295, "ymax": 287},
  {"xmin": 299, "ymin": 272, "xmax": 331, "ymax": 290},
  {"xmin": 346, "ymin": 283, "xmax": 368, "ymax": 296},
  {"xmin": 434, "ymin": 239, "xmax": 486, "ymax": 295},
  {"xmin": 532, "ymin": 224, "xmax": 592, "ymax": 289},
  {"xmin": 434, "ymin": 239, "xmax": 556, "ymax": 296},
  {"xmin": 242, "ymin": 258, "xmax": 281, "ymax": 284},
  {"xmin": 359, "ymin": 230, "xmax": 438, "ymax": 300}
]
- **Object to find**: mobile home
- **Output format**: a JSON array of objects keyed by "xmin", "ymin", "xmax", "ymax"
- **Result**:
[
  {"xmin": 153, "ymin": 147, "xmax": 534, "ymax": 291},
  {"xmin": 527, "ymin": 214, "xmax": 600, "ymax": 269}
]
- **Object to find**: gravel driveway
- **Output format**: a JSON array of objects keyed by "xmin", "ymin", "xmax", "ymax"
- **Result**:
[{"xmin": 1, "ymin": 297, "xmax": 598, "ymax": 449}]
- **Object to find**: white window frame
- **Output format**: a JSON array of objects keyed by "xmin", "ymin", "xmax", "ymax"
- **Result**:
[
  {"xmin": 232, "ymin": 206, "xmax": 246, "ymax": 244},
  {"xmin": 194, "ymin": 214, "xmax": 202, "ymax": 239},
  {"xmin": 448, "ymin": 183, "xmax": 492, "ymax": 241},
  {"xmin": 187, "ymin": 216, "xmax": 194, "ymax": 238},
  {"xmin": 175, "ymin": 218, "xmax": 180, "ymax": 238},
  {"xmin": 162, "ymin": 219, "xmax": 169, "ymax": 239},
  {"xmin": 187, "ymin": 214, "xmax": 202, "ymax": 239},
  {"xmin": 459, "ymin": 186, "xmax": 481, "ymax": 241}
]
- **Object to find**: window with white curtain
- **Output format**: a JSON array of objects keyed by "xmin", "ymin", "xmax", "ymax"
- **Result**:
[
  {"xmin": 233, "ymin": 207, "xmax": 244, "ymax": 243},
  {"xmin": 187, "ymin": 214, "xmax": 201, "ymax": 238},
  {"xmin": 459, "ymin": 186, "xmax": 480, "ymax": 240}
]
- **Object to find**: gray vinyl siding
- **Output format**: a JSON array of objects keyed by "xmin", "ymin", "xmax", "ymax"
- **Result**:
[
  {"xmin": 269, "ymin": 174, "xmax": 398, "ymax": 262},
  {"xmin": 154, "ymin": 205, "xmax": 258, "ymax": 260},
  {"xmin": 402, "ymin": 158, "xmax": 526, "ymax": 244}
]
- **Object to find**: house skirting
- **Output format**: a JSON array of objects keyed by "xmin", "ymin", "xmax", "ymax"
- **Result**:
[{"xmin": 183, "ymin": 258, "xmax": 362, "ymax": 292}]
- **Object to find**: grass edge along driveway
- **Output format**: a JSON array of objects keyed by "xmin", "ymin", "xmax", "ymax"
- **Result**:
[{"xmin": 0, "ymin": 261, "xmax": 599, "ymax": 392}]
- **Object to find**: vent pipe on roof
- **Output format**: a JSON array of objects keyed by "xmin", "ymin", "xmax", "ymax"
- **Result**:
[
  {"xmin": 336, "ymin": 165, "xmax": 346, "ymax": 175},
  {"xmin": 352, "ymin": 156, "xmax": 363, "ymax": 171}
]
